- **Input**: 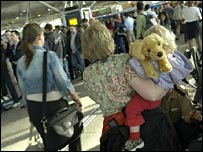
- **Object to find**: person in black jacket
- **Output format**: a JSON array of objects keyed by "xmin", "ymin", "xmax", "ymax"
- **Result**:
[
  {"xmin": 9, "ymin": 30, "xmax": 23, "ymax": 79},
  {"xmin": 66, "ymin": 25, "xmax": 85, "ymax": 79},
  {"xmin": 44, "ymin": 23, "xmax": 64, "ymax": 60},
  {"xmin": 1, "ymin": 39, "xmax": 20, "ymax": 107}
]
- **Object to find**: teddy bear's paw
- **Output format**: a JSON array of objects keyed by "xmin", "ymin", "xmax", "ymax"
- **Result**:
[
  {"xmin": 160, "ymin": 64, "xmax": 172, "ymax": 73},
  {"xmin": 147, "ymin": 71, "xmax": 159, "ymax": 80}
]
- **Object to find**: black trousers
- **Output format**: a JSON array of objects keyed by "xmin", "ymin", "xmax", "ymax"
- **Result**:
[
  {"xmin": 173, "ymin": 119, "xmax": 202, "ymax": 149},
  {"xmin": 27, "ymin": 99, "xmax": 81, "ymax": 151},
  {"xmin": 1, "ymin": 68, "xmax": 19, "ymax": 103}
]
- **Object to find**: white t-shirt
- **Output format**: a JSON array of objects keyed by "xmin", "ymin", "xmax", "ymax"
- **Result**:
[
  {"xmin": 182, "ymin": 6, "xmax": 202, "ymax": 22},
  {"xmin": 70, "ymin": 32, "xmax": 77, "ymax": 54},
  {"xmin": 124, "ymin": 16, "xmax": 134, "ymax": 31},
  {"xmin": 173, "ymin": 4, "xmax": 182, "ymax": 20}
]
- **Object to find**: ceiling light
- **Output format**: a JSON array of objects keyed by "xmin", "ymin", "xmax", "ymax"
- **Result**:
[
  {"xmin": 48, "ymin": 9, "xmax": 51, "ymax": 11},
  {"xmin": 16, "ymin": 17, "xmax": 19, "ymax": 20},
  {"xmin": 22, "ymin": 9, "xmax": 27, "ymax": 13},
  {"xmin": 38, "ymin": 15, "xmax": 41, "ymax": 17}
]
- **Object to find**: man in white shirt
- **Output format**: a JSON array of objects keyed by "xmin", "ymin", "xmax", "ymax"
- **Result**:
[
  {"xmin": 124, "ymin": 13, "xmax": 136, "ymax": 44},
  {"xmin": 182, "ymin": 1, "xmax": 202, "ymax": 53}
]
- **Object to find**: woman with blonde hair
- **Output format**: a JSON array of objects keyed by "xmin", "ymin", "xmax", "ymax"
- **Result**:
[{"xmin": 81, "ymin": 21, "xmax": 181, "ymax": 151}]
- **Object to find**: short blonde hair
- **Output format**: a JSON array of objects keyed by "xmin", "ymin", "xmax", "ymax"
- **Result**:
[
  {"xmin": 144, "ymin": 25, "xmax": 176, "ymax": 54},
  {"xmin": 81, "ymin": 21, "xmax": 115, "ymax": 63}
]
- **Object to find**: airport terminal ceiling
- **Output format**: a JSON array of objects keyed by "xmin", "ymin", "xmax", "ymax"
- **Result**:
[{"xmin": 1, "ymin": 1, "xmax": 138, "ymax": 31}]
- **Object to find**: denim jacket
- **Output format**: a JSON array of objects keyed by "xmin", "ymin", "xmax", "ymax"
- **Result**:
[{"xmin": 17, "ymin": 45, "xmax": 75, "ymax": 101}]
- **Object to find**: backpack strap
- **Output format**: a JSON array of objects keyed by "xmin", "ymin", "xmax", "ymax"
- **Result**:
[
  {"xmin": 139, "ymin": 13, "xmax": 148, "ymax": 33},
  {"xmin": 174, "ymin": 85, "xmax": 186, "ymax": 97}
]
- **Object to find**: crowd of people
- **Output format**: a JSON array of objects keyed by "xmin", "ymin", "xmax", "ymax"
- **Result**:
[{"xmin": 1, "ymin": 1, "xmax": 202, "ymax": 151}]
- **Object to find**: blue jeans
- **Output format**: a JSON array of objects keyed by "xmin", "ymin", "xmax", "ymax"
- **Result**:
[
  {"xmin": 63, "ymin": 58, "xmax": 71, "ymax": 80},
  {"xmin": 71, "ymin": 51, "xmax": 85, "ymax": 75},
  {"xmin": 114, "ymin": 35, "xmax": 126, "ymax": 54},
  {"xmin": 1, "ymin": 68, "xmax": 19, "ymax": 103}
]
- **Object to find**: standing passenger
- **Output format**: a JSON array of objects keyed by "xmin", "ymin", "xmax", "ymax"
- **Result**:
[
  {"xmin": 136, "ymin": 2, "xmax": 147, "ymax": 39},
  {"xmin": 17, "ymin": 23, "xmax": 82, "ymax": 151},
  {"xmin": 81, "ymin": 21, "xmax": 180, "ymax": 151},
  {"xmin": 67, "ymin": 25, "xmax": 85, "ymax": 79},
  {"xmin": 44, "ymin": 23, "xmax": 64, "ymax": 62},
  {"xmin": 124, "ymin": 13, "xmax": 136, "ymax": 44},
  {"xmin": 182, "ymin": 1, "xmax": 202, "ymax": 54},
  {"xmin": 9, "ymin": 30, "xmax": 23, "ymax": 79},
  {"xmin": 1, "ymin": 39, "xmax": 21, "ymax": 108},
  {"xmin": 113, "ymin": 14, "xmax": 127, "ymax": 54}
]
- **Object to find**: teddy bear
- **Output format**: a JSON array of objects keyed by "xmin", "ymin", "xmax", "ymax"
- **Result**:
[{"xmin": 129, "ymin": 33, "xmax": 173, "ymax": 80}]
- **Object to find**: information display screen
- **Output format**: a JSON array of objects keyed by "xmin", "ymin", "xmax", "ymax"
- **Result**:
[{"xmin": 69, "ymin": 18, "xmax": 78, "ymax": 25}]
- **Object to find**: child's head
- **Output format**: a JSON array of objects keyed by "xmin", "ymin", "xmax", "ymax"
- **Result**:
[
  {"xmin": 144, "ymin": 25, "xmax": 176, "ymax": 54},
  {"xmin": 81, "ymin": 21, "xmax": 115, "ymax": 63}
]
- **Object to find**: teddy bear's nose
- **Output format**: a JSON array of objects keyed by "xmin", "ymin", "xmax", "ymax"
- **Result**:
[{"xmin": 157, "ymin": 52, "xmax": 163, "ymax": 57}]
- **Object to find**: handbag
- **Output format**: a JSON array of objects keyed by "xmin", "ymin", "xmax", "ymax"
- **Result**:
[
  {"xmin": 41, "ymin": 51, "xmax": 83, "ymax": 149},
  {"xmin": 46, "ymin": 102, "xmax": 83, "ymax": 138}
]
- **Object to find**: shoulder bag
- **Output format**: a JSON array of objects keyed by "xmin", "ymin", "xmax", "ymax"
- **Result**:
[{"xmin": 41, "ymin": 51, "xmax": 83, "ymax": 150}]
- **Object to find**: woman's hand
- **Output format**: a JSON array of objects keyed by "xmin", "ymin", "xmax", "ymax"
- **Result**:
[
  {"xmin": 73, "ymin": 98, "xmax": 82, "ymax": 108},
  {"xmin": 71, "ymin": 92, "xmax": 82, "ymax": 109}
]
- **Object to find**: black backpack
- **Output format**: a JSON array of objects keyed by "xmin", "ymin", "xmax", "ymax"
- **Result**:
[
  {"xmin": 100, "ymin": 107, "xmax": 181, "ymax": 151},
  {"xmin": 100, "ymin": 125, "xmax": 129, "ymax": 151}
]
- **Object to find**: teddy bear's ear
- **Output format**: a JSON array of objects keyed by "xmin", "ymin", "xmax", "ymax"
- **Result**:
[
  {"xmin": 128, "ymin": 43, "xmax": 134, "ymax": 56},
  {"xmin": 129, "ymin": 40, "xmax": 146, "ymax": 60},
  {"xmin": 137, "ymin": 42, "xmax": 146, "ymax": 60}
]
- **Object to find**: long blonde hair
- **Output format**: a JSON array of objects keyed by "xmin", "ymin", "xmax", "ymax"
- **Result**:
[{"xmin": 81, "ymin": 21, "xmax": 115, "ymax": 63}]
